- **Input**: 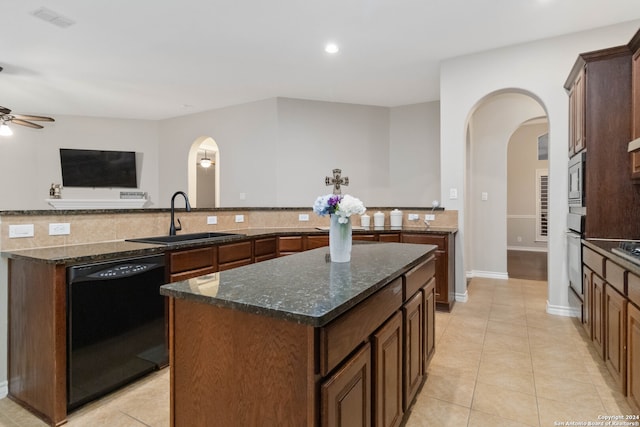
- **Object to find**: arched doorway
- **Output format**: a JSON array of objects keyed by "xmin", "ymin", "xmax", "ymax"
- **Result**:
[
  {"xmin": 464, "ymin": 90, "xmax": 548, "ymax": 282},
  {"xmin": 188, "ymin": 136, "xmax": 220, "ymax": 208}
]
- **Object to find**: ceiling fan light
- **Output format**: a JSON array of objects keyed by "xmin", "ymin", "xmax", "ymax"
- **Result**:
[
  {"xmin": 0, "ymin": 123, "xmax": 13, "ymax": 136},
  {"xmin": 200, "ymin": 151, "xmax": 212, "ymax": 168}
]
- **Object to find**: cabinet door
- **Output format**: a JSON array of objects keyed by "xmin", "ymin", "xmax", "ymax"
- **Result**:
[
  {"xmin": 307, "ymin": 235, "xmax": 329, "ymax": 249},
  {"xmin": 322, "ymin": 343, "xmax": 371, "ymax": 427},
  {"xmin": 583, "ymin": 266, "xmax": 593, "ymax": 338},
  {"xmin": 633, "ymin": 50, "xmax": 640, "ymax": 140},
  {"xmin": 373, "ymin": 312, "xmax": 403, "ymax": 427},
  {"xmin": 254, "ymin": 237, "xmax": 277, "ymax": 263},
  {"xmin": 605, "ymin": 285, "xmax": 627, "ymax": 393},
  {"xmin": 167, "ymin": 246, "xmax": 217, "ymax": 282},
  {"xmin": 402, "ymin": 292, "xmax": 423, "ymax": 411},
  {"xmin": 569, "ymin": 68, "xmax": 586, "ymax": 155},
  {"xmin": 593, "ymin": 275, "xmax": 605, "ymax": 359},
  {"xmin": 628, "ymin": 303, "xmax": 640, "ymax": 412},
  {"xmin": 423, "ymin": 278, "xmax": 436, "ymax": 369},
  {"xmin": 218, "ymin": 241, "xmax": 253, "ymax": 271}
]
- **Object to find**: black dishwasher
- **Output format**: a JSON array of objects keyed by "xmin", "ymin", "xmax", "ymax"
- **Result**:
[{"xmin": 67, "ymin": 254, "xmax": 167, "ymax": 410}]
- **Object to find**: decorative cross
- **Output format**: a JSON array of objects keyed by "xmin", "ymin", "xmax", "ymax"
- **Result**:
[{"xmin": 325, "ymin": 168, "xmax": 349, "ymax": 195}]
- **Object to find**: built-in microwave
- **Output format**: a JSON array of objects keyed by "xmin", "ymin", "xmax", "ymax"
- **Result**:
[{"xmin": 568, "ymin": 152, "xmax": 586, "ymax": 208}]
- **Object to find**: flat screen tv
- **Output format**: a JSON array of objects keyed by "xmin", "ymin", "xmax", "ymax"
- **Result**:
[{"xmin": 60, "ymin": 148, "xmax": 138, "ymax": 188}]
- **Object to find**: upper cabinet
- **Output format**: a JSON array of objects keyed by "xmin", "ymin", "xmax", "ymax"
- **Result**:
[
  {"xmin": 565, "ymin": 45, "xmax": 640, "ymax": 239},
  {"xmin": 629, "ymin": 29, "xmax": 640, "ymax": 181},
  {"xmin": 567, "ymin": 66, "xmax": 586, "ymax": 157}
]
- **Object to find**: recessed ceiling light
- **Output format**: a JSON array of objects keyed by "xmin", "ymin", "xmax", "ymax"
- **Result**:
[
  {"xmin": 325, "ymin": 43, "xmax": 339, "ymax": 54},
  {"xmin": 30, "ymin": 7, "xmax": 75, "ymax": 28}
]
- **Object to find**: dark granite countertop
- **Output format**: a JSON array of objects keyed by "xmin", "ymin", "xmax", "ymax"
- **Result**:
[
  {"xmin": 160, "ymin": 242, "xmax": 436, "ymax": 327},
  {"xmin": 1, "ymin": 226, "xmax": 456, "ymax": 265},
  {"xmin": 582, "ymin": 238, "xmax": 640, "ymax": 277}
]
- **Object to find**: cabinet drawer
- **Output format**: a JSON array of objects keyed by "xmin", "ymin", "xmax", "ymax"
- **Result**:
[
  {"xmin": 254, "ymin": 237, "xmax": 277, "ymax": 257},
  {"xmin": 606, "ymin": 260, "xmax": 626, "ymax": 295},
  {"xmin": 404, "ymin": 257, "xmax": 435, "ymax": 300},
  {"xmin": 584, "ymin": 246, "xmax": 604, "ymax": 277},
  {"xmin": 378, "ymin": 233, "xmax": 401, "ymax": 242},
  {"xmin": 306, "ymin": 235, "xmax": 329, "ymax": 249},
  {"xmin": 218, "ymin": 241, "xmax": 252, "ymax": 264},
  {"xmin": 278, "ymin": 236, "xmax": 303, "ymax": 253},
  {"xmin": 352, "ymin": 234, "xmax": 377, "ymax": 241},
  {"xmin": 168, "ymin": 246, "xmax": 216, "ymax": 274},
  {"xmin": 320, "ymin": 277, "xmax": 403, "ymax": 376},
  {"xmin": 629, "ymin": 272, "xmax": 640, "ymax": 308},
  {"xmin": 402, "ymin": 233, "xmax": 446, "ymax": 250}
]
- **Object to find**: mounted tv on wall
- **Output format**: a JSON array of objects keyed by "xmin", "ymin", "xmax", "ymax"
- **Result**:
[{"xmin": 59, "ymin": 148, "xmax": 138, "ymax": 188}]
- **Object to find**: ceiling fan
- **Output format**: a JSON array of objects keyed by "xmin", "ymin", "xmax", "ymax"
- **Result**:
[{"xmin": 0, "ymin": 105, "xmax": 55, "ymax": 135}]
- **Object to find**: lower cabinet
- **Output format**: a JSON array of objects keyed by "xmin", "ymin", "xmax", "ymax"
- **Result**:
[
  {"xmin": 628, "ymin": 303, "xmax": 640, "ymax": 412},
  {"xmin": 583, "ymin": 266, "xmax": 593, "ymax": 338},
  {"xmin": 373, "ymin": 312, "xmax": 403, "ymax": 427},
  {"xmin": 322, "ymin": 343, "xmax": 372, "ymax": 427},
  {"xmin": 402, "ymin": 292, "xmax": 423, "ymax": 411},
  {"xmin": 592, "ymin": 274, "xmax": 605, "ymax": 359},
  {"xmin": 423, "ymin": 278, "xmax": 436, "ymax": 367},
  {"xmin": 167, "ymin": 246, "xmax": 217, "ymax": 282},
  {"xmin": 605, "ymin": 284, "xmax": 627, "ymax": 392}
]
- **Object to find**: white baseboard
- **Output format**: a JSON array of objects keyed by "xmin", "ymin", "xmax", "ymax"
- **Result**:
[
  {"xmin": 467, "ymin": 270, "xmax": 509, "ymax": 280},
  {"xmin": 507, "ymin": 246, "xmax": 548, "ymax": 253},
  {"xmin": 546, "ymin": 301, "xmax": 579, "ymax": 318},
  {"xmin": 0, "ymin": 380, "xmax": 7, "ymax": 399},
  {"xmin": 455, "ymin": 290, "xmax": 468, "ymax": 302}
]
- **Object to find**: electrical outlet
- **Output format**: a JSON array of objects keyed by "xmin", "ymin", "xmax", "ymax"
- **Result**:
[
  {"xmin": 481, "ymin": 192, "xmax": 488, "ymax": 201},
  {"xmin": 9, "ymin": 224, "xmax": 34, "ymax": 238},
  {"xmin": 449, "ymin": 188, "xmax": 458, "ymax": 199},
  {"xmin": 235, "ymin": 214, "xmax": 244, "ymax": 223},
  {"xmin": 425, "ymin": 214, "xmax": 435, "ymax": 221},
  {"xmin": 49, "ymin": 223, "xmax": 71, "ymax": 235},
  {"xmin": 207, "ymin": 216, "xmax": 218, "ymax": 225},
  {"xmin": 408, "ymin": 214, "xmax": 419, "ymax": 221},
  {"xmin": 517, "ymin": 236, "xmax": 523, "ymax": 242},
  {"xmin": 298, "ymin": 214, "xmax": 309, "ymax": 221},
  {"xmin": 239, "ymin": 193, "xmax": 246, "ymax": 200}
]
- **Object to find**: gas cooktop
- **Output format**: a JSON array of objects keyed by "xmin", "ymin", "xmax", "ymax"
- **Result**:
[{"xmin": 612, "ymin": 241, "xmax": 640, "ymax": 266}]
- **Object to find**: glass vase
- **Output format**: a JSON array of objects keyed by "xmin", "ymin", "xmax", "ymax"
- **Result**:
[{"xmin": 329, "ymin": 214, "xmax": 352, "ymax": 263}]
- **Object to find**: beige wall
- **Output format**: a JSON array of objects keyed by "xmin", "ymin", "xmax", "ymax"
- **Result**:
[{"xmin": 507, "ymin": 122, "xmax": 549, "ymax": 250}]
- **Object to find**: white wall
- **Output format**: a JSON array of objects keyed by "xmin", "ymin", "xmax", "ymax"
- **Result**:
[
  {"xmin": 440, "ymin": 20, "xmax": 640, "ymax": 314},
  {"xmin": 468, "ymin": 93, "xmax": 545, "ymax": 277},
  {"xmin": 0, "ymin": 116, "xmax": 160, "ymax": 210},
  {"xmin": 389, "ymin": 102, "xmax": 441, "ymax": 207}
]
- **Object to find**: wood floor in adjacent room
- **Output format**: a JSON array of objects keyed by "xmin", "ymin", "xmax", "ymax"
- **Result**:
[{"xmin": 508, "ymin": 250, "xmax": 547, "ymax": 281}]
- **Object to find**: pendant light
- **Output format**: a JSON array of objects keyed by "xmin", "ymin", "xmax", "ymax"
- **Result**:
[{"xmin": 200, "ymin": 151, "xmax": 212, "ymax": 168}]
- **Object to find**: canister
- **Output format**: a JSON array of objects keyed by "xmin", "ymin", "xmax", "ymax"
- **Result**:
[
  {"xmin": 360, "ymin": 214, "xmax": 370, "ymax": 227},
  {"xmin": 390, "ymin": 209, "xmax": 403, "ymax": 227},
  {"xmin": 373, "ymin": 211, "xmax": 385, "ymax": 227}
]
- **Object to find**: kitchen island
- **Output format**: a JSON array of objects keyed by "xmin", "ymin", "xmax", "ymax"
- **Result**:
[{"xmin": 160, "ymin": 242, "xmax": 437, "ymax": 427}]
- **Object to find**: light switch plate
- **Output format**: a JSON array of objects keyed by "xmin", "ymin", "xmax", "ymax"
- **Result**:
[
  {"xmin": 49, "ymin": 223, "xmax": 70, "ymax": 235},
  {"xmin": 481, "ymin": 192, "xmax": 488, "ymax": 201},
  {"xmin": 449, "ymin": 188, "xmax": 458, "ymax": 199},
  {"xmin": 235, "ymin": 214, "xmax": 244, "ymax": 223},
  {"xmin": 9, "ymin": 224, "xmax": 34, "ymax": 238},
  {"xmin": 207, "ymin": 216, "xmax": 218, "ymax": 225},
  {"xmin": 408, "ymin": 214, "xmax": 419, "ymax": 221}
]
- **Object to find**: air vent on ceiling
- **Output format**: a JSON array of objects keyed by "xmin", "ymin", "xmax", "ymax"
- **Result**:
[{"xmin": 31, "ymin": 7, "xmax": 75, "ymax": 28}]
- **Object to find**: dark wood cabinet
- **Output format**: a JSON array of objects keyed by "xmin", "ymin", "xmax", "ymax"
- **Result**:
[
  {"xmin": 321, "ymin": 343, "xmax": 372, "ymax": 427},
  {"xmin": 307, "ymin": 235, "xmax": 329, "ymax": 249},
  {"xmin": 401, "ymin": 233, "xmax": 455, "ymax": 311},
  {"xmin": 402, "ymin": 291, "xmax": 423, "ymax": 411},
  {"xmin": 568, "ymin": 67, "xmax": 585, "ymax": 156},
  {"xmin": 167, "ymin": 246, "xmax": 217, "ymax": 282},
  {"xmin": 254, "ymin": 237, "xmax": 277, "ymax": 262},
  {"xmin": 605, "ymin": 284, "xmax": 627, "ymax": 393},
  {"xmin": 628, "ymin": 302, "xmax": 640, "ymax": 412},
  {"xmin": 423, "ymin": 278, "xmax": 436, "ymax": 367},
  {"xmin": 372, "ymin": 312, "xmax": 403, "ymax": 427},
  {"xmin": 593, "ymin": 274, "xmax": 606, "ymax": 359},
  {"xmin": 583, "ymin": 266, "xmax": 593, "ymax": 338},
  {"xmin": 378, "ymin": 234, "xmax": 401, "ymax": 242},
  {"xmin": 217, "ymin": 240, "xmax": 252, "ymax": 271},
  {"xmin": 565, "ymin": 46, "xmax": 639, "ymax": 238},
  {"xmin": 278, "ymin": 235, "xmax": 304, "ymax": 255}
]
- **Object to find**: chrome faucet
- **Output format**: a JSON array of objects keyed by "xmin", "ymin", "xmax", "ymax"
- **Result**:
[{"xmin": 169, "ymin": 191, "xmax": 192, "ymax": 235}]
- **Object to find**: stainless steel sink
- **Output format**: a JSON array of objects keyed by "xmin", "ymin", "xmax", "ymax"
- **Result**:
[{"xmin": 126, "ymin": 232, "xmax": 244, "ymax": 245}]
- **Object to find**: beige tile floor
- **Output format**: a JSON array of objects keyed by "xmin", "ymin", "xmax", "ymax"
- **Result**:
[{"xmin": 1, "ymin": 277, "xmax": 638, "ymax": 426}]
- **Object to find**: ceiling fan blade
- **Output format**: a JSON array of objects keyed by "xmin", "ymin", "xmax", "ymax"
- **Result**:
[
  {"xmin": 0, "ymin": 106, "xmax": 11, "ymax": 115},
  {"xmin": 11, "ymin": 118, "xmax": 44, "ymax": 129},
  {"xmin": 12, "ymin": 114, "xmax": 54, "ymax": 122}
]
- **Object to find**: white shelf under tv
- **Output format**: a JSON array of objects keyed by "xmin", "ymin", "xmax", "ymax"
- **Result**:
[{"xmin": 45, "ymin": 199, "xmax": 148, "ymax": 210}]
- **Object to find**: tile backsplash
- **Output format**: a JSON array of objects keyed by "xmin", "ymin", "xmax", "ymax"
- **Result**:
[{"xmin": 0, "ymin": 208, "xmax": 457, "ymax": 251}]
